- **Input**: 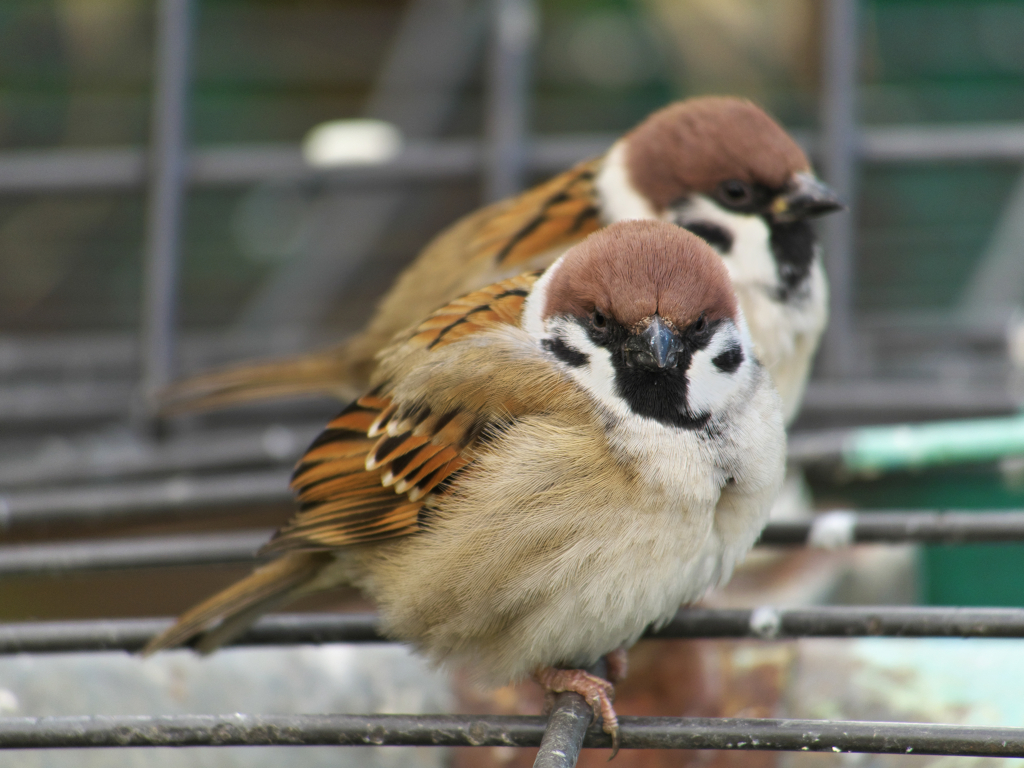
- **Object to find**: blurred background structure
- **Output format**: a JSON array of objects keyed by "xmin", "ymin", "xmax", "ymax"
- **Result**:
[
  {"xmin": 3, "ymin": 0, "xmax": 1024, "ymax": 423},
  {"xmin": 5, "ymin": 0, "xmax": 1024, "ymax": 765}
]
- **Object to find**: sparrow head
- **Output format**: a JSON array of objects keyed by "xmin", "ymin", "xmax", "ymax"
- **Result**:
[
  {"xmin": 525, "ymin": 219, "xmax": 756, "ymax": 429},
  {"xmin": 624, "ymin": 96, "xmax": 841, "ymax": 222},
  {"xmin": 607, "ymin": 96, "xmax": 843, "ymax": 297}
]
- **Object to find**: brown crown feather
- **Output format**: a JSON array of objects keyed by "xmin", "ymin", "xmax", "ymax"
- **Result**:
[
  {"xmin": 625, "ymin": 96, "xmax": 810, "ymax": 211},
  {"xmin": 543, "ymin": 220, "xmax": 738, "ymax": 331}
]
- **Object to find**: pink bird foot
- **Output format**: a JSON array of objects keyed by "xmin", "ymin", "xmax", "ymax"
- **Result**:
[{"xmin": 535, "ymin": 666, "xmax": 620, "ymax": 756}]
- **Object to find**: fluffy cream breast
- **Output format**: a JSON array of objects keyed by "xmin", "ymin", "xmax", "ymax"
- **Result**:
[{"xmin": 355, "ymin": 326, "xmax": 784, "ymax": 687}]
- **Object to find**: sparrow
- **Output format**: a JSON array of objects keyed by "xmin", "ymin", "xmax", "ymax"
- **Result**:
[
  {"xmin": 145, "ymin": 220, "xmax": 787, "ymax": 749},
  {"xmin": 163, "ymin": 96, "xmax": 840, "ymax": 425}
]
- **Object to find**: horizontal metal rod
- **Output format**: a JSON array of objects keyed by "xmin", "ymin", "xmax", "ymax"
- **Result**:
[
  {"xmin": 0, "ymin": 530, "xmax": 274, "ymax": 576},
  {"xmin": 799, "ymin": 380, "xmax": 1019, "ymax": 417},
  {"xmin": 758, "ymin": 510, "xmax": 1024, "ymax": 547},
  {"xmin": 2, "ymin": 712, "xmax": 1024, "ymax": 755},
  {"xmin": 860, "ymin": 123, "xmax": 1024, "ymax": 163},
  {"xmin": 0, "ymin": 614, "xmax": 384, "ymax": 654},
  {"xmin": 0, "ymin": 380, "xmax": 137, "ymax": 424},
  {"xmin": 0, "ymin": 469, "xmax": 293, "ymax": 527},
  {"xmin": 0, "ymin": 423, "xmax": 320, "ymax": 488},
  {"xmin": 8, "ymin": 606, "xmax": 1024, "ymax": 655},
  {"xmin": 5, "ymin": 511, "xmax": 1024, "ymax": 575},
  {"xmin": 1, "ymin": 122, "xmax": 1021, "ymax": 194},
  {"xmin": 0, "ymin": 382, "xmax": 333, "ymax": 428},
  {"xmin": 651, "ymin": 606, "xmax": 1024, "ymax": 640},
  {"xmin": 787, "ymin": 429, "xmax": 847, "ymax": 463},
  {"xmin": 0, "ymin": 330, "xmax": 344, "ymax": 378},
  {"xmin": 0, "ymin": 136, "xmax": 613, "ymax": 194}
]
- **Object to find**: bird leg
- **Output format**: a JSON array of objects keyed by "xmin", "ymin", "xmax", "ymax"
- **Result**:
[
  {"xmin": 534, "ymin": 666, "xmax": 619, "ymax": 754},
  {"xmin": 605, "ymin": 648, "xmax": 628, "ymax": 684}
]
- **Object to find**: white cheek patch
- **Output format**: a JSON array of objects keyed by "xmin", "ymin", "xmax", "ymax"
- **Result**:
[
  {"xmin": 522, "ymin": 260, "xmax": 632, "ymax": 421},
  {"xmin": 673, "ymin": 196, "xmax": 777, "ymax": 289},
  {"xmin": 686, "ymin": 319, "xmax": 754, "ymax": 416},
  {"xmin": 594, "ymin": 141, "xmax": 659, "ymax": 222},
  {"xmin": 521, "ymin": 257, "xmax": 560, "ymax": 340},
  {"xmin": 543, "ymin": 318, "xmax": 633, "ymax": 420}
]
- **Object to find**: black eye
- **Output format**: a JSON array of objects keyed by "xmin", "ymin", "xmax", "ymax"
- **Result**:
[
  {"xmin": 591, "ymin": 309, "xmax": 607, "ymax": 331},
  {"xmin": 718, "ymin": 179, "xmax": 753, "ymax": 207},
  {"xmin": 693, "ymin": 314, "xmax": 708, "ymax": 334}
]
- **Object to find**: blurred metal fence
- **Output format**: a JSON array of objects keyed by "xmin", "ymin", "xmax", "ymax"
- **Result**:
[
  {"xmin": 3, "ymin": 0, "xmax": 1024, "ymax": 766},
  {"xmin": 0, "ymin": 0, "xmax": 1021, "ymax": 420},
  {"xmin": 4, "ymin": 510, "xmax": 1024, "ymax": 576}
]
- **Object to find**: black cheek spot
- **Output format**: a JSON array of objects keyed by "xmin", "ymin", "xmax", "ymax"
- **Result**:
[
  {"xmin": 682, "ymin": 221, "xmax": 734, "ymax": 254},
  {"xmin": 542, "ymin": 337, "xmax": 589, "ymax": 367},
  {"xmin": 712, "ymin": 345, "xmax": 744, "ymax": 373}
]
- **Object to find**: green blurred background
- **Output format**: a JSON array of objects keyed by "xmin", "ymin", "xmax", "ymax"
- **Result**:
[
  {"xmin": 1, "ymin": 0, "xmax": 1021, "ymax": 332},
  {"xmin": 3, "ymin": 0, "xmax": 1024, "ymax": 608}
]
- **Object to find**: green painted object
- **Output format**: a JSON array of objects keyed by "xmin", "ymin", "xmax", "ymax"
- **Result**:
[{"xmin": 844, "ymin": 415, "xmax": 1024, "ymax": 474}]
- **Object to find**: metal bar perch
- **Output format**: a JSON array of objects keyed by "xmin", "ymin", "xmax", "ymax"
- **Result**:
[
  {"xmin": 10, "ymin": 606, "xmax": 1024, "ymax": 655},
  {"xmin": 3, "ymin": 713, "xmax": 1024, "ymax": 756}
]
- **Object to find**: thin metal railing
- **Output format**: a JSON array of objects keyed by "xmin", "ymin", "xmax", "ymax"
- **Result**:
[
  {"xmin": 9, "ymin": 607, "xmax": 1024, "ymax": 655},
  {"xmin": 0, "ymin": 531, "xmax": 274, "ymax": 576},
  {"xmin": 2, "ymin": 123, "xmax": 1023, "ymax": 195},
  {"xmin": 0, "ymin": 424, "xmax": 319, "ymax": 489},
  {"xmin": 4, "ymin": 511, "xmax": 1024, "ymax": 575},
  {"xmin": 0, "ymin": 137, "xmax": 616, "ymax": 195},
  {"xmin": 2, "ymin": 711, "xmax": 1024, "ymax": 755},
  {"xmin": 0, "ymin": 469, "xmax": 293, "ymax": 527},
  {"xmin": 484, "ymin": 0, "xmax": 537, "ymax": 201},
  {"xmin": 139, "ymin": 0, "xmax": 195, "ymax": 419},
  {"xmin": 818, "ymin": 0, "xmax": 860, "ymax": 377}
]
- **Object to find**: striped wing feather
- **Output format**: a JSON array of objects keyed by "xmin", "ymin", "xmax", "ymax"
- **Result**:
[
  {"xmin": 263, "ymin": 273, "xmax": 543, "ymax": 553},
  {"xmin": 469, "ymin": 158, "xmax": 603, "ymax": 267},
  {"xmin": 398, "ymin": 271, "xmax": 539, "ymax": 352},
  {"xmin": 155, "ymin": 158, "xmax": 602, "ymax": 415}
]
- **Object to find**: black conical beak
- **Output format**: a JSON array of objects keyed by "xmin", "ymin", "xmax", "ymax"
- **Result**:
[
  {"xmin": 771, "ymin": 172, "xmax": 844, "ymax": 222},
  {"xmin": 624, "ymin": 314, "xmax": 681, "ymax": 370}
]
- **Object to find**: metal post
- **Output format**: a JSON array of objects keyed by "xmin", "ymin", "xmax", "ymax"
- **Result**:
[
  {"xmin": 533, "ymin": 693, "xmax": 593, "ymax": 768},
  {"xmin": 139, "ymin": 0, "xmax": 194, "ymax": 417},
  {"xmin": 533, "ymin": 659, "xmax": 607, "ymax": 768},
  {"xmin": 818, "ymin": 0, "xmax": 859, "ymax": 378},
  {"xmin": 237, "ymin": 0, "xmax": 487, "ymax": 338},
  {"xmin": 484, "ymin": 0, "xmax": 538, "ymax": 202}
]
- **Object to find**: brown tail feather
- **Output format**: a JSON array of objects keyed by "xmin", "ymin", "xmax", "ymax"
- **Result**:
[
  {"xmin": 158, "ymin": 338, "xmax": 377, "ymax": 415},
  {"xmin": 141, "ymin": 552, "xmax": 332, "ymax": 655}
]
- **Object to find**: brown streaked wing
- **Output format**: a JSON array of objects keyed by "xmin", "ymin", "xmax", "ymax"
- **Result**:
[
  {"xmin": 399, "ymin": 271, "xmax": 541, "ymax": 352},
  {"xmin": 470, "ymin": 158, "xmax": 603, "ymax": 268},
  {"xmin": 266, "ymin": 272, "xmax": 541, "ymax": 552}
]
